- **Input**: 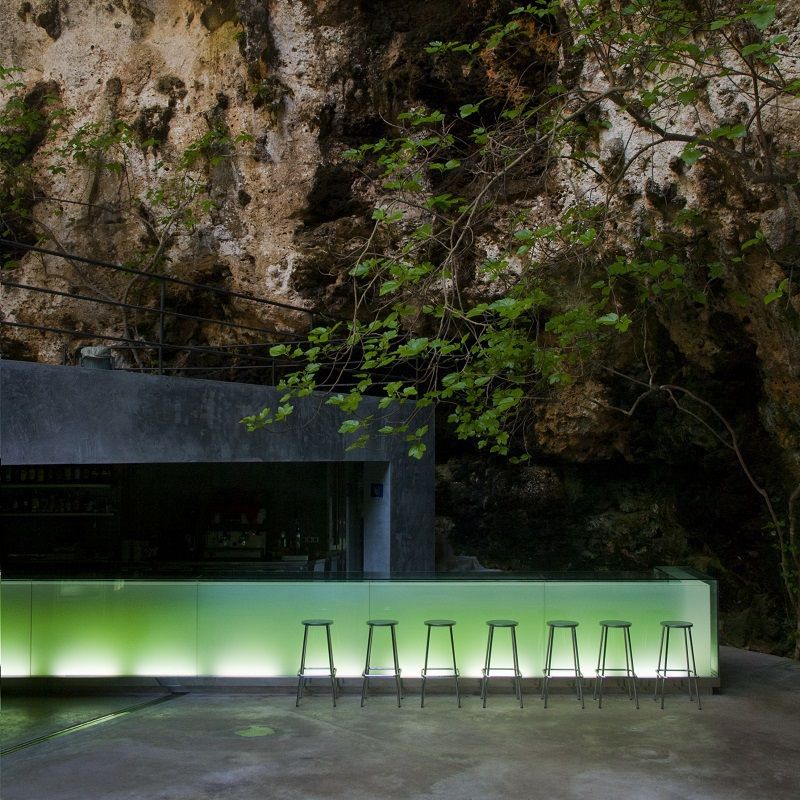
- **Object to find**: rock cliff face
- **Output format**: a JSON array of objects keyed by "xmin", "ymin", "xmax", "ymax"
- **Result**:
[
  {"xmin": 1, "ymin": 0, "xmax": 529, "ymax": 361},
  {"xmin": 2, "ymin": 1, "xmax": 799, "ymax": 650}
]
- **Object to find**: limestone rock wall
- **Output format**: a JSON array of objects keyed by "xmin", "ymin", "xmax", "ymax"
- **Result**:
[
  {"xmin": 1, "ymin": 0, "xmax": 506, "ymax": 362},
  {"xmin": 2, "ymin": 1, "xmax": 799, "ymax": 650}
]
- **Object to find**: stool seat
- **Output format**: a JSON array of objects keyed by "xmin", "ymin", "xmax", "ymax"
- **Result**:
[
  {"xmin": 661, "ymin": 620, "xmax": 693, "ymax": 628},
  {"xmin": 421, "ymin": 620, "xmax": 461, "ymax": 707},
  {"xmin": 367, "ymin": 619, "xmax": 399, "ymax": 626},
  {"xmin": 548, "ymin": 619, "xmax": 579, "ymax": 628},
  {"xmin": 296, "ymin": 619, "xmax": 337, "ymax": 707},
  {"xmin": 481, "ymin": 620, "xmax": 523, "ymax": 708},
  {"xmin": 594, "ymin": 620, "xmax": 638, "ymax": 709}
]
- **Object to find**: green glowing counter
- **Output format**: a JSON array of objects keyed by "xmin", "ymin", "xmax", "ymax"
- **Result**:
[{"xmin": 0, "ymin": 569, "xmax": 717, "ymax": 680}]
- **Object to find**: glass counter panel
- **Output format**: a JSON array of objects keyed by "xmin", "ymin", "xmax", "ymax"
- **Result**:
[
  {"xmin": 29, "ymin": 581, "xmax": 197, "ymax": 677},
  {"xmin": 543, "ymin": 580, "xmax": 714, "ymax": 678},
  {"xmin": 197, "ymin": 581, "xmax": 370, "ymax": 677},
  {"xmin": 368, "ymin": 581, "xmax": 546, "ymax": 677},
  {"xmin": 1, "ymin": 574, "xmax": 717, "ymax": 680},
  {"xmin": 0, "ymin": 581, "xmax": 32, "ymax": 677}
]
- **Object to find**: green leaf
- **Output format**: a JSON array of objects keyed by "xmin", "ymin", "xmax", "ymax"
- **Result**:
[
  {"xmin": 616, "ymin": 314, "xmax": 632, "ymax": 332},
  {"xmin": 741, "ymin": 230, "xmax": 765, "ymax": 250},
  {"xmin": 710, "ymin": 123, "xmax": 747, "ymax": 139},
  {"xmin": 764, "ymin": 278, "xmax": 788, "ymax": 305},
  {"xmin": 275, "ymin": 403, "xmax": 294, "ymax": 421},
  {"xmin": 749, "ymin": 4, "xmax": 775, "ymax": 30},
  {"xmin": 379, "ymin": 280, "xmax": 400, "ymax": 296},
  {"xmin": 680, "ymin": 144, "xmax": 702, "ymax": 165},
  {"xmin": 338, "ymin": 419, "xmax": 361, "ymax": 434},
  {"xmin": 350, "ymin": 261, "xmax": 372, "ymax": 277},
  {"xmin": 397, "ymin": 337, "xmax": 429, "ymax": 357},
  {"xmin": 269, "ymin": 344, "xmax": 288, "ymax": 357},
  {"xmin": 741, "ymin": 43, "xmax": 765, "ymax": 57},
  {"xmin": 408, "ymin": 443, "xmax": 427, "ymax": 460},
  {"xmin": 707, "ymin": 262, "xmax": 725, "ymax": 279},
  {"xmin": 596, "ymin": 312, "xmax": 620, "ymax": 325}
]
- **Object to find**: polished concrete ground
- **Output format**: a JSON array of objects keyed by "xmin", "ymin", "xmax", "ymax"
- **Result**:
[{"xmin": 2, "ymin": 646, "xmax": 799, "ymax": 800}]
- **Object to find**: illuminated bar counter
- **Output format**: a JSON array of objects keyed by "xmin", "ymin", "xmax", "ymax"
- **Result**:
[{"xmin": 0, "ymin": 568, "xmax": 718, "ymax": 682}]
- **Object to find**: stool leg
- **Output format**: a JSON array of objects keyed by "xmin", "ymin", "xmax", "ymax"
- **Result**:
[
  {"xmin": 687, "ymin": 627, "xmax": 701, "ymax": 710},
  {"xmin": 421, "ymin": 624, "xmax": 432, "ymax": 708},
  {"xmin": 621, "ymin": 628, "xmax": 631, "ymax": 700},
  {"xmin": 624, "ymin": 627, "xmax": 639, "ymax": 709},
  {"xmin": 593, "ymin": 626, "xmax": 604, "ymax": 702},
  {"xmin": 542, "ymin": 625, "xmax": 554, "ymax": 708},
  {"xmin": 296, "ymin": 624, "xmax": 309, "ymax": 707},
  {"xmin": 511, "ymin": 626, "xmax": 523, "ymax": 709},
  {"xmin": 571, "ymin": 626, "xmax": 584, "ymax": 709},
  {"xmin": 660, "ymin": 626, "xmax": 671, "ymax": 709},
  {"xmin": 390, "ymin": 625, "xmax": 402, "ymax": 708},
  {"xmin": 683, "ymin": 628, "xmax": 693, "ymax": 702},
  {"xmin": 482, "ymin": 625, "xmax": 494, "ymax": 708},
  {"xmin": 596, "ymin": 625, "xmax": 608, "ymax": 708},
  {"xmin": 360, "ymin": 625, "xmax": 374, "ymax": 707},
  {"xmin": 654, "ymin": 625, "xmax": 666, "ymax": 702},
  {"xmin": 449, "ymin": 625, "xmax": 461, "ymax": 708},
  {"xmin": 325, "ymin": 624, "xmax": 337, "ymax": 707}
]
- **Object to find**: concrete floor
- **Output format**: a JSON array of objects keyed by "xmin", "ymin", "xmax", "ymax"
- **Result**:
[{"xmin": 2, "ymin": 647, "xmax": 799, "ymax": 800}]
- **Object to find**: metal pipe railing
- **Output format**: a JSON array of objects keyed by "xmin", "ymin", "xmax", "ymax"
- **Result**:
[
  {"xmin": 0, "ymin": 239, "xmax": 423, "ymax": 390},
  {"xmin": 0, "ymin": 238, "xmax": 319, "ymax": 319}
]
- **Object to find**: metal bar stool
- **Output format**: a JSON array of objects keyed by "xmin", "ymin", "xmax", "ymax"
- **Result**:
[
  {"xmin": 542, "ymin": 620, "xmax": 584, "ymax": 708},
  {"xmin": 593, "ymin": 620, "xmax": 639, "ymax": 709},
  {"xmin": 480, "ymin": 620, "xmax": 523, "ymax": 708},
  {"xmin": 361, "ymin": 619, "xmax": 403, "ymax": 707},
  {"xmin": 654, "ymin": 620, "xmax": 701, "ymax": 709},
  {"xmin": 421, "ymin": 619, "xmax": 461, "ymax": 708},
  {"xmin": 296, "ymin": 619, "xmax": 337, "ymax": 707}
]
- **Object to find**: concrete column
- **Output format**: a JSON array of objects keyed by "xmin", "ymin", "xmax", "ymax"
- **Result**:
[{"xmin": 362, "ymin": 462, "xmax": 390, "ymax": 573}]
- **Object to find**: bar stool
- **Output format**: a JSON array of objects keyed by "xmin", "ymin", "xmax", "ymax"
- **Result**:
[
  {"xmin": 593, "ymin": 620, "xmax": 639, "ymax": 709},
  {"xmin": 421, "ymin": 619, "xmax": 461, "ymax": 708},
  {"xmin": 480, "ymin": 620, "xmax": 523, "ymax": 708},
  {"xmin": 542, "ymin": 620, "xmax": 584, "ymax": 709},
  {"xmin": 296, "ymin": 619, "xmax": 337, "ymax": 707},
  {"xmin": 654, "ymin": 620, "xmax": 701, "ymax": 709},
  {"xmin": 361, "ymin": 619, "xmax": 403, "ymax": 707}
]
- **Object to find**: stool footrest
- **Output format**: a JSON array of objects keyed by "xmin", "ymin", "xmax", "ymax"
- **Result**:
[
  {"xmin": 595, "ymin": 667, "xmax": 635, "ymax": 674},
  {"xmin": 363, "ymin": 667, "xmax": 402, "ymax": 675},
  {"xmin": 656, "ymin": 668, "xmax": 698, "ymax": 676},
  {"xmin": 298, "ymin": 666, "xmax": 337, "ymax": 676},
  {"xmin": 543, "ymin": 668, "xmax": 584, "ymax": 676}
]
